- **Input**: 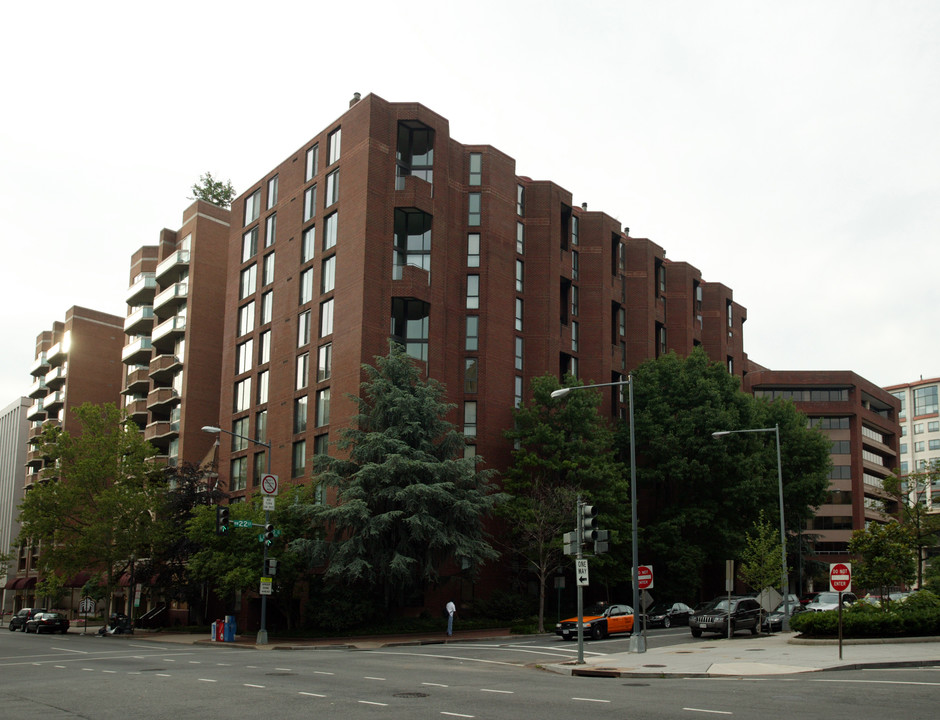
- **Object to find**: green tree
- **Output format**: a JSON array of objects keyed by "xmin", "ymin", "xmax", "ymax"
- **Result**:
[
  {"xmin": 848, "ymin": 521, "xmax": 916, "ymax": 605},
  {"xmin": 16, "ymin": 403, "xmax": 163, "ymax": 620},
  {"xmin": 738, "ymin": 511, "xmax": 786, "ymax": 594},
  {"xmin": 502, "ymin": 374, "xmax": 628, "ymax": 632},
  {"xmin": 299, "ymin": 343, "xmax": 502, "ymax": 613},
  {"xmin": 35, "ymin": 573, "xmax": 68, "ymax": 609},
  {"xmin": 190, "ymin": 171, "xmax": 236, "ymax": 208},
  {"xmin": 624, "ymin": 349, "xmax": 831, "ymax": 601},
  {"xmin": 883, "ymin": 468, "xmax": 940, "ymax": 587}
]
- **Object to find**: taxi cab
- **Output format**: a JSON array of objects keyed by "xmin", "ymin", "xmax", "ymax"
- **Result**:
[{"xmin": 555, "ymin": 602, "xmax": 634, "ymax": 641}]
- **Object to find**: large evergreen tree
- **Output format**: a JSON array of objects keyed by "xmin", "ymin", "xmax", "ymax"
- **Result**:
[{"xmin": 298, "ymin": 343, "xmax": 502, "ymax": 611}]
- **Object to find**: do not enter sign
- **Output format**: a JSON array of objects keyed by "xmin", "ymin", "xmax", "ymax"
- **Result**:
[
  {"xmin": 830, "ymin": 562, "xmax": 852, "ymax": 592},
  {"xmin": 637, "ymin": 565, "xmax": 653, "ymax": 590}
]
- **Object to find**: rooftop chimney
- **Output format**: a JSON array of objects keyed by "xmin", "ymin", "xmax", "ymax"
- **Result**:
[
  {"xmin": 581, "ymin": 202, "xmax": 588, "ymax": 211},
  {"xmin": 350, "ymin": 92, "xmax": 361, "ymax": 108}
]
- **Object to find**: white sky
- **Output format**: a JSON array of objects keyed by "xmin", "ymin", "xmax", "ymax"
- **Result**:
[{"xmin": 2, "ymin": 0, "xmax": 938, "ymax": 404}]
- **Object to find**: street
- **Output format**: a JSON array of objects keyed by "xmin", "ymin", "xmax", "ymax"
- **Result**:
[{"xmin": 2, "ymin": 628, "xmax": 939, "ymax": 719}]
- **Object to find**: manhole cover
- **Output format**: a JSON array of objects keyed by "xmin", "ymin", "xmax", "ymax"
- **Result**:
[{"xmin": 393, "ymin": 692, "xmax": 429, "ymax": 698}]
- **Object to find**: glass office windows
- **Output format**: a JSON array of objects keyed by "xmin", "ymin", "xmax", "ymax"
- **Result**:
[
  {"xmin": 464, "ymin": 357, "xmax": 478, "ymax": 393},
  {"xmin": 468, "ymin": 152, "xmax": 481, "ymax": 185},
  {"xmin": 327, "ymin": 127, "xmax": 341, "ymax": 165},
  {"xmin": 296, "ymin": 352, "xmax": 309, "ymax": 390},
  {"xmin": 266, "ymin": 175, "xmax": 278, "ymax": 209},
  {"xmin": 324, "ymin": 212, "xmax": 338, "ymax": 250},
  {"xmin": 466, "ymin": 275, "xmax": 479, "ymax": 309},
  {"xmin": 239, "ymin": 264, "xmax": 257, "ymax": 299},
  {"xmin": 317, "ymin": 342, "xmax": 332, "ymax": 381},
  {"xmin": 468, "ymin": 193, "xmax": 481, "ymax": 226},
  {"xmin": 294, "ymin": 395, "xmax": 308, "ymax": 434},
  {"xmin": 305, "ymin": 144, "xmax": 319, "ymax": 181},
  {"xmin": 304, "ymin": 185, "xmax": 317, "ymax": 221},
  {"xmin": 390, "ymin": 298, "xmax": 430, "ymax": 361},
  {"xmin": 321, "ymin": 255, "xmax": 336, "ymax": 293},
  {"xmin": 393, "ymin": 208, "xmax": 432, "ymax": 278},
  {"xmin": 467, "ymin": 233, "xmax": 480, "ymax": 267},
  {"xmin": 242, "ymin": 227, "xmax": 258, "ymax": 262},
  {"xmin": 316, "ymin": 388, "xmax": 331, "ymax": 427},
  {"xmin": 301, "ymin": 225, "xmax": 316, "ymax": 263},
  {"xmin": 319, "ymin": 298, "xmax": 334, "ymax": 337},
  {"xmin": 465, "ymin": 316, "xmax": 479, "ymax": 351},
  {"xmin": 243, "ymin": 189, "xmax": 261, "ymax": 226}
]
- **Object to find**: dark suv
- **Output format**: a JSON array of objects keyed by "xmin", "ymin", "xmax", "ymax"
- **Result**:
[
  {"xmin": 8, "ymin": 607, "xmax": 46, "ymax": 632},
  {"xmin": 689, "ymin": 597, "xmax": 761, "ymax": 637}
]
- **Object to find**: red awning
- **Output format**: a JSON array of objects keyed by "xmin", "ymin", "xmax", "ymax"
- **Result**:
[
  {"xmin": 3, "ymin": 577, "xmax": 19, "ymax": 590},
  {"xmin": 66, "ymin": 572, "xmax": 91, "ymax": 588},
  {"xmin": 24, "ymin": 577, "xmax": 38, "ymax": 588}
]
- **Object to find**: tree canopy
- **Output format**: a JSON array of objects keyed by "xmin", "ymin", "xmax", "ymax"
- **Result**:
[
  {"xmin": 848, "ymin": 521, "xmax": 916, "ymax": 603},
  {"xmin": 297, "ymin": 343, "xmax": 503, "ymax": 611},
  {"xmin": 883, "ymin": 468, "xmax": 940, "ymax": 587},
  {"xmin": 190, "ymin": 171, "xmax": 236, "ymax": 208}
]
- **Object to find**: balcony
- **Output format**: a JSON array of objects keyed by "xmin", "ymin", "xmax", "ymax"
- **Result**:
[
  {"xmin": 122, "ymin": 337, "xmax": 153, "ymax": 365},
  {"xmin": 144, "ymin": 421, "xmax": 176, "ymax": 449},
  {"xmin": 153, "ymin": 282, "xmax": 189, "ymax": 318},
  {"xmin": 28, "ymin": 378, "xmax": 47, "ymax": 399},
  {"xmin": 125, "ymin": 399, "xmax": 149, "ymax": 427},
  {"xmin": 44, "ymin": 364, "xmax": 67, "ymax": 390},
  {"xmin": 46, "ymin": 341, "xmax": 67, "ymax": 367},
  {"xmin": 155, "ymin": 249, "xmax": 191, "ymax": 285},
  {"xmin": 25, "ymin": 471, "xmax": 41, "ymax": 488},
  {"xmin": 124, "ymin": 305, "xmax": 155, "ymax": 335},
  {"xmin": 26, "ymin": 401, "xmax": 46, "ymax": 422},
  {"xmin": 147, "ymin": 387, "xmax": 180, "ymax": 414},
  {"xmin": 26, "ymin": 447, "xmax": 45, "ymax": 469},
  {"xmin": 44, "ymin": 390, "xmax": 65, "ymax": 414},
  {"xmin": 122, "ymin": 367, "xmax": 151, "ymax": 395},
  {"xmin": 29, "ymin": 354, "xmax": 49, "ymax": 377},
  {"xmin": 149, "ymin": 353, "xmax": 183, "ymax": 382},
  {"xmin": 152, "ymin": 314, "xmax": 186, "ymax": 347},
  {"xmin": 126, "ymin": 273, "xmax": 157, "ymax": 306}
]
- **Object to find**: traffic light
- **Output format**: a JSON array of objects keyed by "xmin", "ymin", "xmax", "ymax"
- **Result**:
[
  {"xmin": 581, "ymin": 504, "xmax": 599, "ymax": 543},
  {"xmin": 594, "ymin": 528, "xmax": 610, "ymax": 555},
  {"xmin": 264, "ymin": 558, "xmax": 278, "ymax": 576},
  {"xmin": 263, "ymin": 523, "xmax": 275, "ymax": 545},
  {"xmin": 216, "ymin": 506, "xmax": 230, "ymax": 536},
  {"xmin": 563, "ymin": 531, "xmax": 579, "ymax": 556}
]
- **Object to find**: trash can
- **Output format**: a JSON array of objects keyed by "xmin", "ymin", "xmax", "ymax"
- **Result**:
[{"xmin": 223, "ymin": 615, "xmax": 236, "ymax": 642}]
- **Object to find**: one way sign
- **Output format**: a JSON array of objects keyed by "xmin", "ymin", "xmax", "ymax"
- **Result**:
[{"xmin": 576, "ymin": 558, "xmax": 589, "ymax": 586}]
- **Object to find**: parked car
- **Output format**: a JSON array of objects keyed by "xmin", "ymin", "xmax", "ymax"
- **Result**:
[
  {"xmin": 556, "ymin": 603, "xmax": 634, "ymax": 641},
  {"xmin": 25, "ymin": 612, "xmax": 70, "ymax": 634},
  {"xmin": 761, "ymin": 600, "xmax": 805, "ymax": 633},
  {"xmin": 689, "ymin": 596, "xmax": 762, "ymax": 637},
  {"xmin": 8, "ymin": 607, "xmax": 46, "ymax": 632},
  {"xmin": 644, "ymin": 602, "xmax": 693, "ymax": 628},
  {"xmin": 804, "ymin": 591, "xmax": 858, "ymax": 612},
  {"xmin": 799, "ymin": 592, "xmax": 821, "ymax": 606}
]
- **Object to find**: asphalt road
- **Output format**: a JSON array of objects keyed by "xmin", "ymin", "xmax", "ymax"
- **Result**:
[{"xmin": 2, "ymin": 628, "xmax": 939, "ymax": 719}]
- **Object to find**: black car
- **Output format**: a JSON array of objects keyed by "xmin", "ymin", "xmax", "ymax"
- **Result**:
[
  {"xmin": 761, "ymin": 600, "xmax": 805, "ymax": 633},
  {"xmin": 689, "ymin": 597, "xmax": 762, "ymax": 637},
  {"xmin": 25, "ymin": 612, "xmax": 70, "ymax": 634},
  {"xmin": 644, "ymin": 602, "xmax": 693, "ymax": 628},
  {"xmin": 8, "ymin": 607, "xmax": 46, "ymax": 632}
]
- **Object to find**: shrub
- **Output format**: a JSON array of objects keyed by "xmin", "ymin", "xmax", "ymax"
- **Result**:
[
  {"xmin": 791, "ymin": 594, "xmax": 940, "ymax": 638},
  {"xmin": 473, "ymin": 591, "xmax": 536, "ymax": 622}
]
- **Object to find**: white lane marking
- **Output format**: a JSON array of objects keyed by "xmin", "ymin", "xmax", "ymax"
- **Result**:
[
  {"xmin": 441, "ymin": 713, "xmax": 475, "ymax": 718},
  {"xmin": 51, "ymin": 647, "xmax": 87, "ymax": 654},
  {"xmin": 299, "ymin": 691, "xmax": 326, "ymax": 697},
  {"xmin": 275, "ymin": 667, "xmax": 292, "ymax": 671},
  {"xmin": 359, "ymin": 701, "xmax": 388, "ymax": 706},
  {"xmin": 364, "ymin": 676, "xmax": 385, "ymax": 680},
  {"xmin": 54, "ymin": 665, "xmax": 66, "ymax": 669},
  {"xmin": 371, "ymin": 651, "xmax": 518, "ymax": 667},
  {"xmin": 82, "ymin": 668, "xmax": 94, "ymax": 671},
  {"xmin": 811, "ymin": 678, "xmax": 940, "ymax": 687},
  {"xmin": 198, "ymin": 678, "xmax": 217, "ymax": 683},
  {"xmin": 188, "ymin": 661, "xmax": 201, "ymax": 664},
  {"xmin": 423, "ymin": 682, "xmax": 449, "ymax": 687},
  {"xmin": 102, "ymin": 670, "xmax": 116, "ymax": 674},
  {"xmin": 244, "ymin": 683, "xmax": 265, "ymax": 688},
  {"xmin": 683, "ymin": 709, "xmax": 733, "ymax": 715},
  {"xmin": 573, "ymin": 697, "xmax": 612, "ymax": 703},
  {"xmin": 314, "ymin": 670, "xmax": 334, "ymax": 675},
  {"xmin": 157, "ymin": 673, "xmax": 171, "ymax": 677},
  {"xmin": 481, "ymin": 688, "xmax": 513, "ymax": 694}
]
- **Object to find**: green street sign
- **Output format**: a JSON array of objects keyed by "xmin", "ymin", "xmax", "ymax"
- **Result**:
[
  {"xmin": 232, "ymin": 520, "xmax": 253, "ymax": 528},
  {"xmin": 257, "ymin": 529, "xmax": 282, "ymax": 542}
]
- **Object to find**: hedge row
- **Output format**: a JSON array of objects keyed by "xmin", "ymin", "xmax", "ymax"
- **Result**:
[{"xmin": 790, "ymin": 592, "xmax": 940, "ymax": 638}]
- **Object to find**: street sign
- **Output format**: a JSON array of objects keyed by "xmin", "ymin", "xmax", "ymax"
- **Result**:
[
  {"xmin": 637, "ymin": 565, "xmax": 653, "ymax": 590},
  {"xmin": 830, "ymin": 562, "xmax": 852, "ymax": 592},
  {"xmin": 257, "ymin": 529, "xmax": 282, "ymax": 543},
  {"xmin": 263, "ymin": 496, "xmax": 275, "ymax": 511},
  {"xmin": 232, "ymin": 520, "xmax": 253, "ymax": 528},
  {"xmin": 640, "ymin": 590, "xmax": 654, "ymax": 611},
  {"xmin": 576, "ymin": 558, "xmax": 589, "ymax": 586},
  {"xmin": 260, "ymin": 473, "xmax": 279, "ymax": 496},
  {"xmin": 259, "ymin": 580, "xmax": 273, "ymax": 595},
  {"xmin": 79, "ymin": 597, "xmax": 96, "ymax": 613}
]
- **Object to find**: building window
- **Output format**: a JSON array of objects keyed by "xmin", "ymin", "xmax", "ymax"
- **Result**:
[
  {"xmin": 260, "ymin": 291, "xmax": 272, "ymax": 325},
  {"xmin": 516, "ymin": 222, "xmax": 524, "ymax": 254},
  {"xmin": 257, "ymin": 370, "xmax": 269, "ymax": 404},
  {"xmin": 915, "ymin": 441, "xmax": 926, "ymax": 452},
  {"xmin": 390, "ymin": 298, "xmax": 430, "ymax": 361},
  {"xmin": 396, "ymin": 120, "xmax": 434, "ymax": 185},
  {"xmin": 618, "ymin": 307, "xmax": 626, "ymax": 337},
  {"xmin": 900, "ymin": 443, "xmax": 908, "ymax": 455},
  {"xmin": 232, "ymin": 417, "xmax": 249, "ymax": 451},
  {"xmin": 515, "ymin": 298, "xmax": 523, "ymax": 332},
  {"xmin": 253, "ymin": 452, "xmax": 265, "ymax": 487},
  {"xmin": 239, "ymin": 264, "xmax": 257, "ymax": 300},
  {"xmin": 320, "ymin": 299, "xmax": 334, "ymax": 337},
  {"xmin": 618, "ymin": 242, "xmax": 626, "ymax": 272},
  {"xmin": 302, "ymin": 226, "xmax": 316, "ymax": 263},
  {"xmin": 515, "ymin": 336, "xmax": 523, "ymax": 370},
  {"xmin": 657, "ymin": 324, "xmax": 667, "ymax": 357},
  {"xmin": 914, "ymin": 386, "xmax": 939, "ymax": 416},
  {"xmin": 571, "ymin": 285, "xmax": 578, "ymax": 316},
  {"xmin": 572, "ymin": 251, "xmax": 579, "ymax": 280},
  {"xmin": 393, "ymin": 208, "xmax": 432, "ymax": 278},
  {"xmin": 515, "ymin": 376, "xmax": 523, "ymax": 408},
  {"xmin": 237, "ymin": 301, "xmax": 255, "ymax": 337},
  {"xmin": 262, "ymin": 253, "xmax": 275, "ymax": 286},
  {"xmin": 292, "ymin": 440, "xmax": 306, "ymax": 478},
  {"xmin": 242, "ymin": 227, "xmax": 258, "ymax": 262},
  {"xmin": 571, "ymin": 215, "xmax": 579, "ymax": 246},
  {"xmin": 305, "ymin": 144, "xmax": 319, "ymax": 181},
  {"xmin": 467, "ymin": 233, "xmax": 480, "ymax": 267},
  {"xmin": 929, "ymin": 421, "xmax": 939, "ymax": 432},
  {"xmin": 516, "ymin": 259, "xmax": 524, "ymax": 292},
  {"xmin": 466, "ymin": 316, "xmax": 479, "ymax": 351},
  {"xmin": 234, "ymin": 378, "xmax": 251, "ymax": 412},
  {"xmin": 469, "ymin": 152, "xmax": 482, "ymax": 185},
  {"xmin": 296, "ymin": 352, "xmax": 309, "ymax": 390},
  {"xmin": 236, "ymin": 339, "xmax": 253, "ymax": 374},
  {"xmin": 316, "ymin": 388, "xmax": 331, "ymax": 427},
  {"xmin": 464, "ymin": 401, "xmax": 477, "ymax": 437},
  {"xmin": 266, "ymin": 176, "xmax": 278, "ymax": 209},
  {"xmin": 322, "ymin": 255, "xmax": 336, "ymax": 293},
  {"xmin": 658, "ymin": 262, "xmax": 666, "ymax": 294},
  {"xmin": 324, "ymin": 212, "xmax": 338, "ymax": 250},
  {"xmin": 571, "ymin": 321, "xmax": 579, "ymax": 353},
  {"xmin": 727, "ymin": 300, "xmax": 733, "ymax": 328},
  {"xmin": 318, "ymin": 342, "xmax": 332, "ymax": 381},
  {"xmin": 468, "ymin": 193, "xmax": 481, "ymax": 226},
  {"xmin": 929, "ymin": 439, "xmax": 940, "ymax": 450},
  {"xmin": 264, "ymin": 213, "xmax": 276, "ymax": 247},
  {"xmin": 465, "ymin": 357, "xmax": 478, "ymax": 393},
  {"xmin": 244, "ymin": 189, "xmax": 261, "ymax": 226},
  {"xmin": 467, "ymin": 275, "xmax": 480, "ymax": 309},
  {"xmin": 727, "ymin": 356, "xmax": 734, "ymax": 374},
  {"xmin": 230, "ymin": 457, "xmax": 247, "ymax": 492},
  {"xmin": 294, "ymin": 396, "xmax": 308, "ymax": 434},
  {"xmin": 915, "ymin": 423, "xmax": 924, "ymax": 434},
  {"xmin": 304, "ymin": 185, "xmax": 317, "ymax": 222},
  {"xmin": 299, "ymin": 268, "xmax": 314, "ymax": 305},
  {"xmin": 258, "ymin": 330, "xmax": 270, "ymax": 365},
  {"xmin": 298, "ymin": 310, "xmax": 311, "ymax": 347},
  {"xmin": 328, "ymin": 127, "xmax": 341, "ymax": 165},
  {"xmin": 325, "ymin": 169, "xmax": 339, "ymax": 207},
  {"xmin": 516, "ymin": 184, "xmax": 525, "ymax": 215},
  {"xmin": 256, "ymin": 409, "xmax": 267, "ymax": 443}
]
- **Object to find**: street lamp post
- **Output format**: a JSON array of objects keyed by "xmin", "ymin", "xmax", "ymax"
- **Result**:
[
  {"xmin": 202, "ymin": 424, "xmax": 272, "ymax": 645},
  {"xmin": 551, "ymin": 376, "xmax": 646, "ymax": 653},
  {"xmin": 712, "ymin": 424, "xmax": 790, "ymax": 632}
]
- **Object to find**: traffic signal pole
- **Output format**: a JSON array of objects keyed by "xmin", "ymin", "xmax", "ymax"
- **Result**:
[{"xmin": 576, "ymin": 499, "xmax": 585, "ymax": 665}]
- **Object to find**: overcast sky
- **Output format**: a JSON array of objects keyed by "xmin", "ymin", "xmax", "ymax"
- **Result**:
[{"xmin": 2, "ymin": 0, "xmax": 937, "ymax": 405}]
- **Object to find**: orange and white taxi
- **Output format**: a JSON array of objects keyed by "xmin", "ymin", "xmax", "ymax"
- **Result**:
[{"xmin": 555, "ymin": 603, "xmax": 634, "ymax": 641}]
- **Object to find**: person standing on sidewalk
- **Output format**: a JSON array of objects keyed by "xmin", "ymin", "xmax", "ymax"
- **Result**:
[{"xmin": 446, "ymin": 600, "xmax": 456, "ymax": 636}]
